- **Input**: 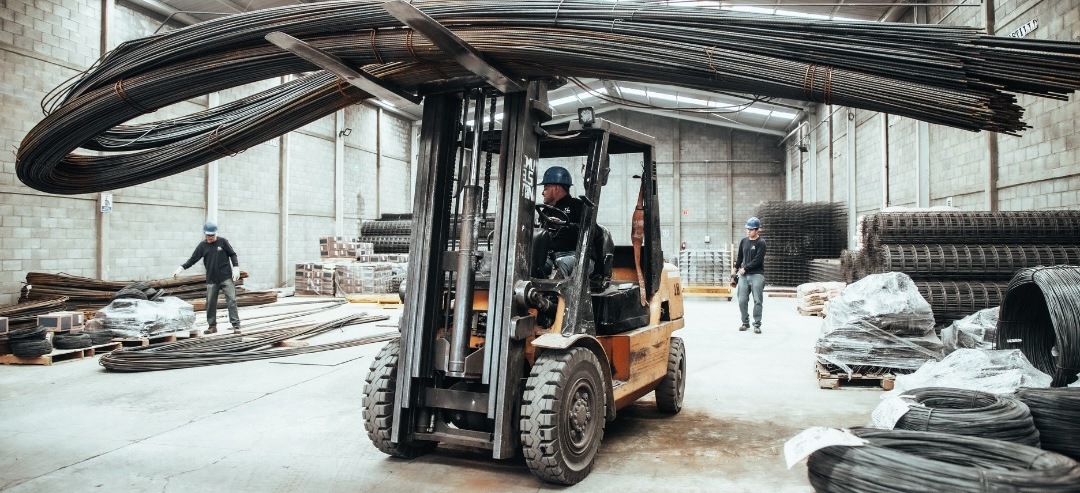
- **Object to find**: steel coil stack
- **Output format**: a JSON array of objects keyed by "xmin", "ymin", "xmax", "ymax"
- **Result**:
[
  {"xmin": 997, "ymin": 266, "xmax": 1080, "ymax": 387},
  {"xmin": 1015, "ymin": 387, "xmax": 1080, "ymax": 460},
  {"xmin": 844, "ymin": 211, "xmax": 1080, "ymax": 324},
  {"xmin": 754, "ymin": 202, "xmax": 847, "ymax": 287}
]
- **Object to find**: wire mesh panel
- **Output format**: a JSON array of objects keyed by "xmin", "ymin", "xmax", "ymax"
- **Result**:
[
  {"xmin": 754, "ymin": 201, "xmax": 848, "ymax": 287},
  {"xmin": 879, "ymin": 244, "xmax": 1080, "ymax": 280},
  {"xmin": 809, "ymin": 258, "xmax": 844, "ymax": 283},
  {"xmin": 915, "ymin": 281, "xmax": 1007, "ymax": 324},
  {"xmin": 679, "ymin": 249, "xmax": 733, "ymax": 286}
]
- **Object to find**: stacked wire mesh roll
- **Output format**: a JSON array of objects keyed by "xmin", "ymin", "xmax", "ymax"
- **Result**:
[
  {"xmin": 753, "ymin": 202, "xmax": 847, "ymax": 287},
  {"xmin": 997, "ymin": 266, "xmax": 1080, "ymax": 387},
  {"xmin": 15, "ymin": 1, "xmax": 1080, "ymax": 195},
  {"xmin": 1015, "ymin": 387, "xmax": 1080, "ymax": 460},
  {"xmin": 359, "ymin": 218, "xmax": 413, "ymax": 254},
  {"xmin": 841, "ymin": 211, "xmax": 1080, "ymax": 323}
]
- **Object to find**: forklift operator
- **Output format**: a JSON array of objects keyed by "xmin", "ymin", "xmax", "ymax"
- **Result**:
[{"xmin": 538, "ymin": 166, "xmax": 584, "ymax": 277}]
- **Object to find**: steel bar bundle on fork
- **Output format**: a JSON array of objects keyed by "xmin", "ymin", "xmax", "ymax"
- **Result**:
[{"xmin": 14, "ymin": 1, "xmax": 1080, "ymax": 195}]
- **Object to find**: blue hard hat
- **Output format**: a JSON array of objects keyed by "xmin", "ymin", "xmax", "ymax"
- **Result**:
[
  {"xmin": 745, "ymin": 217, "xmax": 761, "ymax": 230},
  {"xmin": 203, "ymin": 221, "xmax": 218, "ymax": 235},
  {"xmin": 539, "ymin": 166, "xmax": 573, "ymax": 187}
]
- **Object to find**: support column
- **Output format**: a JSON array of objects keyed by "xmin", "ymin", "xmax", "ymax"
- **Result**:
[
  {"xmin": 672, "ymin": 121, "xmax": 682, "ymax": 249},
  {"xmin": 278, "ymin": 78, "xmax": 292, "ymax": 287},
  {"xmin": 916, "ymin": 121, "xmax": 930, "ymax": 207},
  {"xmin": 984, "ymin": 0, "xmax": 999, "ymax": 211},
  {"xmin": 375, "ymin": 107, "xmax": 383, "ymax": 217},
  {"xmin": 334, "ymin": 110, "xmax": 345, "ymax": 235},
  {"xmin": 846, "ymin": 108, "xmax": 858, "ymax": 249},
  {"xmin": 726, "ymin": 129, "xmax": 734, "ymax": 244},
  {"xmin": 827, "ymin": 104, "xmax": 834, "ymax": 201},
  {"xmin": 881, "ymin": 113, "xmax": 890, "ymax": 208},
  {"xmin": 808, "ymin": 108, "xmax": 818, "ymax": 202},
  {"xmin": 206, "ymin": 93, "xmax": 220, "ymax": 222},
  {"xmin": 96, "ymin": 0, "xmax": 114, "ymax": 281}
]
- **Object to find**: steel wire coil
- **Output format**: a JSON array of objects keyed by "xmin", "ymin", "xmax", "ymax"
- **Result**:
[
  {"xmin": 877, "ymin": 244, "xmax": 1080, "ymax": 281},
  {"xmin": 914, "ymin": 281, "xmax": 1006, "ymax": 324},
  {"xmin": 997, "ymin": 266, "xmax": 1080, "ymax": 387},
  {"xmin": 1015, "ymin": 387, "xmax": 1080, "ymax": 461},
  {"xmin": 806, "ymin": 428, "xmax": 1080, "ymax": 493},
  {"xmin": 891, "ymin": 387, "xmax": 1040, "ymax": 447},
  {"xmin": 15, "ymin": 1, "xmax": 1080, "ymax": 194},
  {"xmin": 99, "ymin": 313, "xmax": 393, "ymax": 371}
]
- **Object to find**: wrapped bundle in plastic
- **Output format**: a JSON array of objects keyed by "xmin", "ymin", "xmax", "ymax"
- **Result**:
[
  {"xmin": 885, "ymin": 349, "xmax": 1051, "ymax": 398},
  {"xmin": 88, "ymin": 296, "xmax": 195, "ymax": 338},
  {"xmin": 823, "ymin": 272, "xmax": 935, "ymax": 337},
  {"xmin": 816, "ymin": 320, "xmax": 943, "ymax": 375},
  {"xmin": 942, "ymin": 307, "xmax": 999, "ymax": 354}
]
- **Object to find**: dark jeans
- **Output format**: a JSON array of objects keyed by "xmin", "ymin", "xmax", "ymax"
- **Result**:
[
  {"xmin": 206, "ymin": 279, "xmax": 240, "ymax": 328},
  {"xmin": 737, "ymin": 273, "xmax": 765, "ymax": 328}
]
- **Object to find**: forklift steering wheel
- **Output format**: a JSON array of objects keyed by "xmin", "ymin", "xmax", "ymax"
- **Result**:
[{"xmin": 535, "ymin": 204, "xmax": 570, "ymax": 232}]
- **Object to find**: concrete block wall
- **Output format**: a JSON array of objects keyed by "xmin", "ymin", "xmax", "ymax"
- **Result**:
[
  {"xmin": 786, "ymin": 0, "xmax": 1080, "ymax": 233},
  {"xmin": 0, "ymin": 1, "xmax": 416, "ymax": 306}
]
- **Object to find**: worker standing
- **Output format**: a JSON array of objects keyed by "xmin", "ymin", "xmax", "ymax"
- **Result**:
[
  {"xmin": 733, "ymin": 217, "xmax": 766, "ymax": 334},
  {"xmin": 174, "ymin": 221, "xmax": 242, "ymax": 335}
]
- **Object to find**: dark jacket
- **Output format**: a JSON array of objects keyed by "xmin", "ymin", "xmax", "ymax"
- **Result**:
[
  {"xmin": 183, "ymin": 237, "xmax": 239, "ymax": 284},
  {"xmin": 735, "ymin": 237, "xmax": 766, "ymax": 276},
  {"xmin": 549, "ymin": 195, "xmax": 584, "ymax": 252}
]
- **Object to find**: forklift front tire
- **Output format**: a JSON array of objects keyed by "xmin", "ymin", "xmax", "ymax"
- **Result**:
[
  {"xmin": 655, "ymin": 337, "xmax": 686, "ymax": 414},
  {"xmin": 520, "ymin": 347, "xmax": 606, "ymax": 485},
  {"xmin": 362, "ymin": 339, "xmax": 436, "ymax": 458}
]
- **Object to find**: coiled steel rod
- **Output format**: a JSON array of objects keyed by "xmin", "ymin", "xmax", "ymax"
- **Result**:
[
  {"xmin": 889, "ymin": 387, "xmax": 1040, "ymax": 447},
  {"xmin": 997, "ymin": 266, "xmax": 1080, "ymax": 387},
  {"xmin": 17, "ymin": 1, "xmax": 1080, "ymax": 194}
]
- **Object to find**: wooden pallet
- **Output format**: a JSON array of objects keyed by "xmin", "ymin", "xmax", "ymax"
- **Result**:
[
  {"xmin": 344, "ymin": 294, "xmax": 402, "ymax": 305},
  {"xmin": 797, "ymin": 307, "xmax": 825, "ymax": 318},
  {"xmin": 816, "ymin": 363, "xmax": 895, "ymax": 390},
  {"xmin": 0, "ymin": 342, "xmax": 122, "ymax": 366}
]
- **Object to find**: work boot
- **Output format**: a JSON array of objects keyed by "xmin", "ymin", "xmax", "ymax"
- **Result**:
[
  {"xmin": 204, "ymin": 326, "xmax": 218, "ymax": 335},
  {"xmin": 739, "ymin": 323, "xmax": 749, "ymax": 331},
  {"xmin": 232, "ymin": 325, "xmax": 242, "ymax": 335},
  {"xmin": 754, "ymin": 326, "xmax": 762, "ymax": 334}
]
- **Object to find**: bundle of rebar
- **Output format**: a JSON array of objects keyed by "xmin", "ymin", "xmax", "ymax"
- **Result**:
[
  {"xmin": 754, "ymin": 201, "xmax": 847, "ymax": 287},
  {"xmin": 20, "ymin": 271, "xmax": 270, "ymax": 311},
  {"xmin": 997, "ymin": 265, "xmax": 1080, "ymax": 387},
  {"xmin": 808, "ymin": 258, "xmax": 843, "ymax": 283},
  {"xmin": 99, "ymin": 313, "xmax": 394, "ymax": 372},
  {"xmin": 0, "ymin": 295, "xmax": 69, "ymax": 331},
  {"xmin": 15, "ymin": 1, "xmax": 1080, "ymax": 195}
]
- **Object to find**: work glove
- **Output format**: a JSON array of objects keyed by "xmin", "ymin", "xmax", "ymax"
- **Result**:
[
  {"xmin": 232, "ymin": 267, "xmax": 240, "ymax": 282},
  {"xmin": 172, "ymin": 266, "xmax": 183, "ymax": 279}
]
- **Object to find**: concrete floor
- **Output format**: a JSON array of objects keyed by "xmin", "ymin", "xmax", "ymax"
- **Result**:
[{"xmin": 0, "ymin": 295, "xmax": 882, "ymax": 492}]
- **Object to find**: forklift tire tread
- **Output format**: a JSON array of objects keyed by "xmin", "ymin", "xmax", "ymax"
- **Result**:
[
  {"xmin": 520, "ymin": 347, "xmax": 606, "ymax": 485},
  {"xmin": 655, "ymin": 337, "xmax": 686, "ymax": 414},
  {"xmin": 362, "ymin": 338, "xmax": 436, "ymax": 458}
]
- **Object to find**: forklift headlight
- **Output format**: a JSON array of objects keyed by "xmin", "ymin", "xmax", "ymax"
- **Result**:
[{"xmin": 577, "ymin": 106, "xmax": 595, "ymax": 127}]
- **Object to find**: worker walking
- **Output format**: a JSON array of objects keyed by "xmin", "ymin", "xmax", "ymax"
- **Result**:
[
  {"xmin": 733, "ymin": 217, "xmax": 767, "ymax": 333},
  {"xmin": 174, "ymin": 221, "xmax": 242, "ymax": 334}
]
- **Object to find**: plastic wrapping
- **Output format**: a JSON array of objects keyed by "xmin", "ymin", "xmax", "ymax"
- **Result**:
[
  {"xmin": 797, "ymin": 281, "xmax": 846, "ymax": 313},
  {"xmin": 941, "ymin": 307, "xmax": 999, "ymax": 354},
  {"xmin": 91, "ymin": 296, "xmax": 195, "ymax": 338},
  {"xmin": 884, "ymin": 349, "xmax": 1052, "ymax": 398},
  {"xmin": 823, "ymin": 272, "xmax": 935, "ymax": 336},
  {"xmin": 816, "ymin": 320, "xmax": 943, "ymax": 375}
]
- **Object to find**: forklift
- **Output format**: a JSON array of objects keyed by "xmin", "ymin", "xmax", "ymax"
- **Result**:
[{"xmin": 360, "ymin": 78, "xmax": 686, "ymax": 485}]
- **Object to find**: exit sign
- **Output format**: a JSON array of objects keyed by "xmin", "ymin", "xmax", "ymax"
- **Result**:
[{"xmin": 1009, "ymin": 19, "xmax": 1038, "ymax": 38}]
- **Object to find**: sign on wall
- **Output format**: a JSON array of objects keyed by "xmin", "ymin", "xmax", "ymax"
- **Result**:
[{"xmin": 1009, "ymin": 19, "xmax": 1038, "ymax": 38}]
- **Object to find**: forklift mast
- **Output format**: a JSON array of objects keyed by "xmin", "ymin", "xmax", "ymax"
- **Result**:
[{"xmin": 389, "ymin": 80, "xmax": 664, "ymax": 459}]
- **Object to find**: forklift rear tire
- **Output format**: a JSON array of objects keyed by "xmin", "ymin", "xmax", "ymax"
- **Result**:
[
  {"xmin": 520, "ymin": 347, "xmax": 606, "ymax": 485},
  {"xmin": 655, "ymin": 337, "xmax": 686, "ymax": 414},
  {"xmin": 362, "ymin": 338, "xmax": 436, "ymax": 458}
]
